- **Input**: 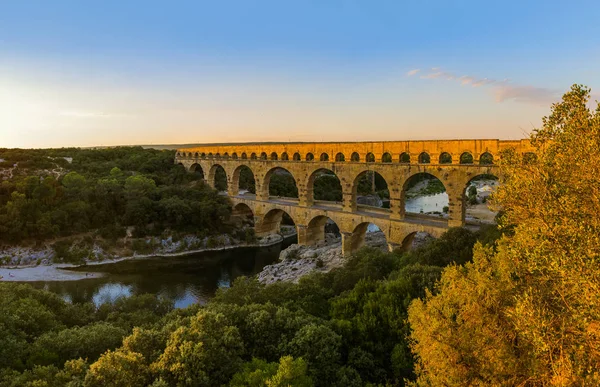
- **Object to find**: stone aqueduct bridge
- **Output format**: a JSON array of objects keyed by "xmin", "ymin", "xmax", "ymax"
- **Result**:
[{"xmin": 175, "ymin": 139, "xmax": 533, "ymax": 256}]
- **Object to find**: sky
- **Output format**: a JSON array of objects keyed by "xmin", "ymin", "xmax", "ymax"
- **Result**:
[{"xmin": 1, "ymin": 0, "xmax": 600, "ymax": 148}]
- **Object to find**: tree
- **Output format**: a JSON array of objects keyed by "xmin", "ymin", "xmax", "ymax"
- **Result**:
[
  {"xmin": 151, "ymin": 310, "xmax": 245, "ymax": 386},
  {"xmin": 408, "ymin": 85, "xmax": 600, "ymax": 385}
]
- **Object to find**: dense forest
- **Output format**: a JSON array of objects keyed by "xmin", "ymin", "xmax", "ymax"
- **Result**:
[
  {"xmin": 0, "ymin": 147, "xmax": 230, "ymax": 245},
  {"xmin": 0, "ymin": 226, "xmax": 499, "ymax": 386}
]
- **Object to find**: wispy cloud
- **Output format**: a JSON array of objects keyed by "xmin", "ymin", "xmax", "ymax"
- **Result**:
[
  {"xmin": 406, "ymin": 69, "xmax": 420, "ymax": 76},
  {"xmin": 407, "ymin": 67, "xmax": 560, "ymax": 106}
]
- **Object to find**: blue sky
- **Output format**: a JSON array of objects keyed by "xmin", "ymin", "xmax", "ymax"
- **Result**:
[{"xmin": 1, "ymin": 0, "xmax": 599, "ymax": 147}]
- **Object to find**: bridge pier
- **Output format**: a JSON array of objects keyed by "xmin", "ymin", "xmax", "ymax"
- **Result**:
[
  {"xmin": 341, "ymin": 232, "xmax": 353, "ymax": 257},
  {"xmin": 447, "ymin": 189, "xmax": 466, "ymax": 227},
  {"xmin": 342, "ymin": 192, "xmax": 356, "ymax": 212}
]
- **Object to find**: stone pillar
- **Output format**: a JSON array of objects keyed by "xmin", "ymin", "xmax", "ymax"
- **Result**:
[
  {"xmin": 341, "ymin": 232, "xmax": 353, "ymax": 257},
  {"xmin": 296, "ymin": 224, "xmax": 309, "ymax": 246},
  {"xmin": 227, "ymin": 178, "xmax": 237, "ymax": 197},
  {"xmin": 255, "ymin": 182, "xmax": 269, "ymax": 201},
  {"xmin": 298, "ymin": 183, "xmax": 312, "ymax": 207},
  {"xmin": 389, "ymin": 182, "xmax": 403, "ymax": 220},
  {"xmin": 205, "ymin": 177, "xmax": 215, "ymax": 190},
  {"xmin": 389, "ymin": 198, "xmax": 403, "ymax": 220},
  {"xmin": 447, "ymin": 189, "xmax": 466, "ymax": 227},
  {"xmin": 342, "ymin": 191, "xmax": 356, "ymax": 212}
]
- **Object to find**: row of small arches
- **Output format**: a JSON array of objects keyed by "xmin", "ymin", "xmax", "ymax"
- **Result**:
[{"xmin": 178, "ymin": 151, "xmax": 496, "ymax": 165}]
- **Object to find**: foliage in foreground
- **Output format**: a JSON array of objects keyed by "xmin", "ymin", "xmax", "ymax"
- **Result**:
[
  {"xmin": 408, "ymin": 85, "xmax": 600, "ymax": 385},
  {"xmin": 0, "ymin": 226, "xmax": 498, "ymax": 386}
]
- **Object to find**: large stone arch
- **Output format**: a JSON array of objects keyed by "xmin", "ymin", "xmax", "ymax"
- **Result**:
[
  {"xmin": 231, "ymin": 202, "xmax": 255, "ymax": 226},
  {"xmin": 462, "ymin": 171, "xmax": 501, "ymax": 224},
  {"xmin": 346, "ymin": 221, "xmax": 390, "ymax": 254},
  {"xmin": 230, "ymin": 164, "xmax": 256, "ymax": 196},
  {"xmin": 208, "ymin": 164, "xmax": 228, "ymax": 191},
  {"xmin": 256, "ymin": 208, "xmax": 296, "ymax": 237},
  {"xmin": 260, "ymin": 166, "xmax": 298, "ymax": 200},
  {"xmin": 400, "ymin": 171, "xmax": 449, "ymax": 219},
  {"xmin": 300, "ymin": 215, "xmax": 341, "ymax": 247},
  {"xmin": 189, "ymin": 163, "xmax": 205, "ymax": 179},
  {"xmin": 351, "ymin": 169, "xmax": 392, "ymax": 210},
  {"xmin": 305, "ymin": 167, "xmax": 343, "ymax": 205}
]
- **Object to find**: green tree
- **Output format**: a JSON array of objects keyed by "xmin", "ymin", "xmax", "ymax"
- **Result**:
[
  {"xmin": 152, "ymin": 310, "xmax": 244, "ymax": 386},
  {"xmin": 408, "ymin": 85, "xmax": 600, "ymax": 385}
]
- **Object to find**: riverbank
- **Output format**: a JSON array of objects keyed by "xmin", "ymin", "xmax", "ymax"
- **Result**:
[{"xmin": 0, "ymin": 232, "xmax": 293, "ymax": 282}]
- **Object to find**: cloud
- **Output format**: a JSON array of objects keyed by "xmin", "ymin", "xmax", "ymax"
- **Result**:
[
  {"xmin": 406, "ymin": 69, "xmax": 420, "ymax": 76},
  {"xmin": 412, "ymin": 67, "xmax": 560, "ymax": 106},
  {"xmin": 493, "ymin": 85, "xmax": 558, "ymax": 105}
]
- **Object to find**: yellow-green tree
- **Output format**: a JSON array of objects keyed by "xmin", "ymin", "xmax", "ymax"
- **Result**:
[{"xmin": 408, "ymin": 85, "xmax": 600, "ymax": 386}]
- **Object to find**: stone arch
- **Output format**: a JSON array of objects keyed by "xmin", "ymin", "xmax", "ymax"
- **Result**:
[
  {"xmin": 176, "ymin": 152, "xmax": 181, "ymax": 157},
  {"xmin": 335, "ymin": 152, "xmax": 345, "ymax": 162},
  {"xmin": 241, "ymin": 152, "xmax": 248, "ymax": 160},
  {"xmin": 399, "ymin": 152, "xmax": 410, "ymax": 163},
  {"xmin": 351, "ymin": 152, "xmax": 360, "ymax": 162},
  {"xmin": 366, "ymin": 152, "xmax": 375, "ymax": 162},
  {"xmin": 381, "ymin": 152, "xmax": 392, "ymax": 163},
  {"xmin": 460, "ymin": 152, "xmax": 474, "ymax": 164},
  {"xmin": 256, "ymin": 208, "xmax": 296, "ymax": 237},
  {"xmin": 251, "ymin": 153, "xmax": 257, "ymax": 160},
  {"xmin": 208, "ymin": 164, "xmax": 228, "ymax": 192},
  {"xmin": 231, "ymin": 202, "xmax": 255, "ymax": 227},
  {"xmin": 231, "ymin": 165, "xmax": 256, "ymax": 195},
  {"xmin": 194, "ymin": 152, "xmax": 199, "ymax": 158},
  {"xmin": 307, "ymin": 168, "xmax": 343, "ymax": 204},
  {"xmin": 418, "ymin": 152, "xmax": 430, "ymax": 164},
  {"xmin": 304, "ymin": 215, "xmax": 341, "ymax": 247},
  {"xmin": 200, "ymin": 152, "xmax": 206, "ymax": 159},
  {"xmin": 264, "ymin": 167, "xmax": 298, "ymax": 198},
  {"xmin": 463, "ymin": 172, "xmax": 500, "ymax": 224},
  {"xmin": 320, "ymin": 153, "xmax": 329, "ymax": 162},
  {"xmin": 400, "ymin": 231, "xmax": 435, "ymax": 252},
  {"xmin": 479, "ymin": 152, "xmax": 494, "ymax": 165},
  {"xmin": 348, "ymin": 221, "xmax": 389, "ymax": 254},
  {"xmin": 352, "ymin": 170, "xmax": 390, "ymax": 209},
  {"xmin": 306, "ymin": 153, "xmax": 315, "ymax": 161},
  {"xmin": 293, "ymin": 152, "xmax": 301, "ymax": 161},
  {"xmin": 189, "ymin": 163, "xmax": 205, "ymax": 180},
  {"xmin": 402, "ymin": 172, "xmax": 448, "ymax": 217},
  {"xmin": 439, "ymin": 152, "xmax": 452, "ymax": 164},
  {"xmin": 208, "ymin": 152, "xmax": 213, "ymax": 159},
  {"xmin": 215, "ymin": 153, "xmax": 221, "ymax": 159},
  {"xmin": 281, "ymin": 152, "xmax": 289, "ymax": 161},
  {"xmin": 260, "ymin": 152, "xmax": 268, "ymax": 160},
  {"xmin": 270, "ymin": 152, "xmax": 278, "ymax": 161},
  {"xmin": 223, "ymin": 152, "xmax": 229, "ymax": 159},
  {"xmin": 231, "ymin": 152, "xmax": 238, "ymax": 159}
]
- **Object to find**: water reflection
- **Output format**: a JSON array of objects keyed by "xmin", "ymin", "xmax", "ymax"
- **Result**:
[
  {"xmin": 405, "ymin": 192, "xmax": 449, "ymax": 214},
  {"xmin": 29, "ymin": 237, "xmax": 295, "ymax": 309}
]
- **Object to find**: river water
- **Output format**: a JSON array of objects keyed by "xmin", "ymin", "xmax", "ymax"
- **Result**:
[{"xmin": 29, "ymin": 237, "xmax": 296, "ymax": 309}]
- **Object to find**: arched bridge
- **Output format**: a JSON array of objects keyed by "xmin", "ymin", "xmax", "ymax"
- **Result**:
[{"xmin": 175, "ymin": 139, "xmax": 533, "ymax": 256}]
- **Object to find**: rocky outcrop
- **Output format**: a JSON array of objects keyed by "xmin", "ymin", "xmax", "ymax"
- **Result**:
[{"xmin": 257, "ymin": 231, "xmax": 389, "ymax": 284}]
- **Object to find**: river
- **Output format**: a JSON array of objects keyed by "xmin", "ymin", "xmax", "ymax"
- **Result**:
[{"xmin": 27, "ymin": 236, "xmax": 296, "ymax": 309}]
